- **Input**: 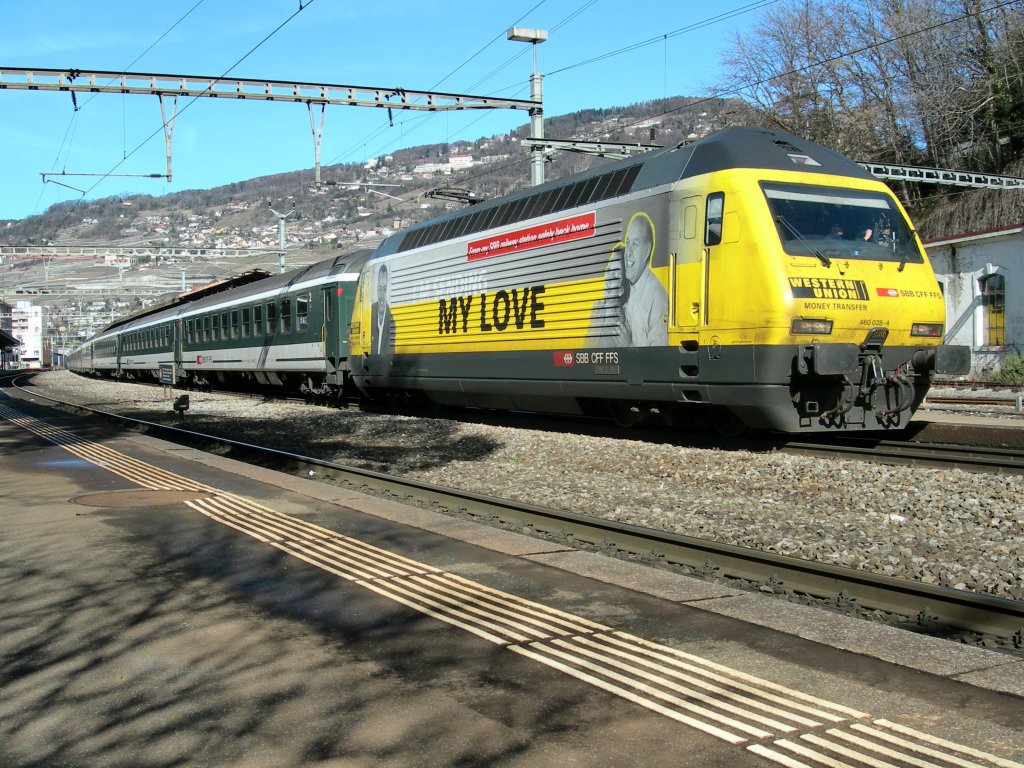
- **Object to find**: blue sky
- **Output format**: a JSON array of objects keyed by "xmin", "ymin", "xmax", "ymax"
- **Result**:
[{"xmin": 0, "ymin": 0, "xmax": 766, "ymax": 222}]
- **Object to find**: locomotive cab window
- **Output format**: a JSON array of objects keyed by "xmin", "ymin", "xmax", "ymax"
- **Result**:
[
  {"xmin": 705, "ymin": 193, "xmax": 724, "ymax": 246},
  {"xmin": 762, "ymin": 182, "xmax": 922, "ymax": 265}
]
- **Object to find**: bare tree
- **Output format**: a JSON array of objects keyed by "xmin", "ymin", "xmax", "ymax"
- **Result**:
[{"xmin": 719, "ymin": 0, "xmax": 1024, "ymax": 174}]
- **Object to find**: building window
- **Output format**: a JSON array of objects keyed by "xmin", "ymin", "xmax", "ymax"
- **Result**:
[{"xmin": 981, "ymin": 274, "xmax": 1005, "ymax": 347}]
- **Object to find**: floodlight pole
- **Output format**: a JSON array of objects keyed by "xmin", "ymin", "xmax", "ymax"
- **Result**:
[{"xmin": 507, "ymin": 27, "xmax": 548, "ymax": 186}]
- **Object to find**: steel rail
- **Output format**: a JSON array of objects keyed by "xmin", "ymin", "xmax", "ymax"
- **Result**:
[
  {"xmin": 778, "ymin": 436, "xmax": 1024, "ymax": 474},
  {"xmin": 10, "ymin": 376, "xmax": 1023, "ymax": 645},
  {"xmin": 927, "ymin": 396, "xmax": 1022, "ymax": 407}
]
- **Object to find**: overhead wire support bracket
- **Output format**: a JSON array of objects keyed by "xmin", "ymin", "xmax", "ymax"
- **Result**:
[
  {"xmin": 308, "ymin": 101, "xmax": 326, "ymax": 187},
  {"xmin": 41, "ymin": 171, "xmax": 166, "ymax": 181},
  {"xmin": 158, "ymin": 93, "xmax": 178, "ymax": 182}
]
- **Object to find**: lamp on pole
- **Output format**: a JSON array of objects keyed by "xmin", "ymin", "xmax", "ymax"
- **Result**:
[
  {"xmin": 268, "ymin": 200, "xmax": 297, "ymax": 274},
  {"xmin": 507, "ymin": 27, "xmax": 548, "ymax": 186}
]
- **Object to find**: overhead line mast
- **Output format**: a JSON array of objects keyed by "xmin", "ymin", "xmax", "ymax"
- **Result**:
[{"xmin": 0, "ymin": 67, "xmax": 538, "ymax": 187}]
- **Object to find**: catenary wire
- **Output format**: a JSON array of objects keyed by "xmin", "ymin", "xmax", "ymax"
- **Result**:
[
  {"xmin": 34, "ymin": 1, "xmax": 208, "ymax": 217},
  {"xmin": 45, "ymin": 0, "xmax": 316, "ymax": 241}
]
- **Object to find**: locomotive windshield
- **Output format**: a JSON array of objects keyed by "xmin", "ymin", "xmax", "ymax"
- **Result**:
[{"xmin": 762, "ymin": 182, "xmax": 922, "ymax": 266}]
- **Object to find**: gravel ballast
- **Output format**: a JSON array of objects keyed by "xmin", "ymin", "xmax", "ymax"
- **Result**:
[{"xmin": 22, "ymin": 370, "xmax": 1024, "ymax": 602}]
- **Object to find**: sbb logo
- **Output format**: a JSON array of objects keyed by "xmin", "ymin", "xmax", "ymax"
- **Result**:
[
  {"xmin": 553, "ymin": 351, "xmax": 575, "ymax": 367},
  {"xmin": 876, "ymin": 287, "xmax": 899, "ymax": 297}
]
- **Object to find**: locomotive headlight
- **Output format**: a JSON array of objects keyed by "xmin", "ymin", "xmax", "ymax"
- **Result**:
[
  {"xmin": 791, "ymin": 318, "xmax": 833, "ymax": 335},
  {"xmin": 911, "ymin": 322, "xmax": 943, "ymax": 337}
]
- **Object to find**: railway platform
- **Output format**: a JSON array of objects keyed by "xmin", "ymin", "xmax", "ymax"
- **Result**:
[{"xmin": 2, "ymin": 391, "xmax": 1022, "ymax": 767}]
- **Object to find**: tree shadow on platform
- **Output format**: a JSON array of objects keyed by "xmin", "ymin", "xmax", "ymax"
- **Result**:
[{"xmin": 0, "ymin": 502, "xmax": 634, "ymax": 768}]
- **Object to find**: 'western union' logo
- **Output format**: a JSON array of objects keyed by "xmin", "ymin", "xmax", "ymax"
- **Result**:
[{"xmin": 789, "ymin": 278, "xmax": 869, "ymax": 301}]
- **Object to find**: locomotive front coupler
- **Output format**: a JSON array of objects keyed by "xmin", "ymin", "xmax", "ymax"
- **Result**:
[{"xmin": 856, "ymin": 327, "xmax": 890, "ymax": 407}]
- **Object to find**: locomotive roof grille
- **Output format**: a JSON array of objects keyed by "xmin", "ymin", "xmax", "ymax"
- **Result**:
[{"xmin": 396, "ymin": 163, "xmax": 642, "ymax": 253}]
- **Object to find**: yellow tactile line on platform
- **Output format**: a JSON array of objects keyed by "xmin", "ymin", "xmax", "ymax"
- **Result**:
[{"xmin": 4, "ymin": 403, "xmax": 1021, "ymax": 766}]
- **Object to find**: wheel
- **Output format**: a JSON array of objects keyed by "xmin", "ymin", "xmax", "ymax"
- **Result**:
[{"xmin": 608, "ymin": 401, "xmax": 642, "ymax": 428}]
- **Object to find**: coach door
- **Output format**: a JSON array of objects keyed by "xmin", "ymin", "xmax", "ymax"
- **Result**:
[
  {"xmin": 322, "ymin": 285, "xmax": 339, "ymax": 364},
  {"xmin": 322, "ymin": 283, "xmax": 354, "ymax": 366},
  {"xmin": 174, "ymin": 319, "xmax": 183, "ymax": 367}
]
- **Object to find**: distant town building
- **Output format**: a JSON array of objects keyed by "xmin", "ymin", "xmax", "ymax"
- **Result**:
[
  {"xmin": 412, "ymin": 162, "xmax": 452, "ymax": 176},
  {"xmin": 11, "ymin": 300, "xmax": 46, "ymax": 368},
  {"xmin": 0, "ymin": 299, "xmax": 15, "ymax": 369}
]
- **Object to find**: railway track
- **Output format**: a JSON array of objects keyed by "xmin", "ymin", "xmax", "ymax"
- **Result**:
[
  {"xmin": 927, "ymin": 396, "xmax": 1021, "ymax": 407},
  {"xmin": 8, "ymin": 374, "xmax": 1023, "ymax": 653},
  {"xmin": 777, "ymin": 435, "xmax": 1024, "ymax": 474}
]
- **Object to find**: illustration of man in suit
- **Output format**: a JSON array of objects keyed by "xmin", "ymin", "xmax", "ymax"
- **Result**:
[
  {"xmin": 589, "ymin": 212, "xmax": 669, "ymax": 347},
  {"xmin": 619, "ymin": 212, "xmax": 669, "ymax": 346},
  {"xmin": 371, "ymin": 263, "xmax": 395, "ymax": 354}
]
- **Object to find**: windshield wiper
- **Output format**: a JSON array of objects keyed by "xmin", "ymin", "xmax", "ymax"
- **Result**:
[
  {"xmin": 776, "ymin": 215, "xmax": 831, "ymax": 268},
  {"xmin": 898, "ymin": 230, "xmax": 918, "ymax": 272}
]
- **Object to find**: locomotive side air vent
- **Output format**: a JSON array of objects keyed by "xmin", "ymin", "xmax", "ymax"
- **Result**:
[{"xmin": 397, "ymin": 164, "xmax": 641, "ymax": 253}]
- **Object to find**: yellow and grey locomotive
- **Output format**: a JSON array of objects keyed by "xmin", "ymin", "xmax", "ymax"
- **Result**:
[{"xmin": 349, "ymin": 127, "xmax": 969, "ymax": 432}]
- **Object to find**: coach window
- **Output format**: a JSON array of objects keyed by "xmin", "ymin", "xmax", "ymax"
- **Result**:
[
  {"xmin": 981, "ymin": 273, "xmax": 1005, "ymax": 347},
  {"xmin": 705, "ymin": 193, "xmax": 724, "ymax": 247},
  {"xmin": 297, "ymin": 293, "xmax": 310, "ymax": 330},
  {"xmin": 254, "ymin": 304, "xmax": 263, "ymax": 334},
  {"xmin": 280, "ymin": 298, "xmax": 292, "ymax": 333},
  {"xmin": 266, "ymin": 301, "xmax": 277, "ymax": 333},
  {"xmin": 230, "ymin": 309, "xmax": 240, "ymax": 339},
  {"xmin": 202, "ymin": 316, "xmax": 211, "ymax": 342},
  {"xmin": 242, "ymin": 306, "xmax": 251, "ymax": 337}
]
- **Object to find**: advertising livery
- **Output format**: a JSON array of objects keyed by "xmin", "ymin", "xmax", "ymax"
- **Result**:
[{"xmin": 349, "ymin": 127, "xmax": 968, "ymax": 432}]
